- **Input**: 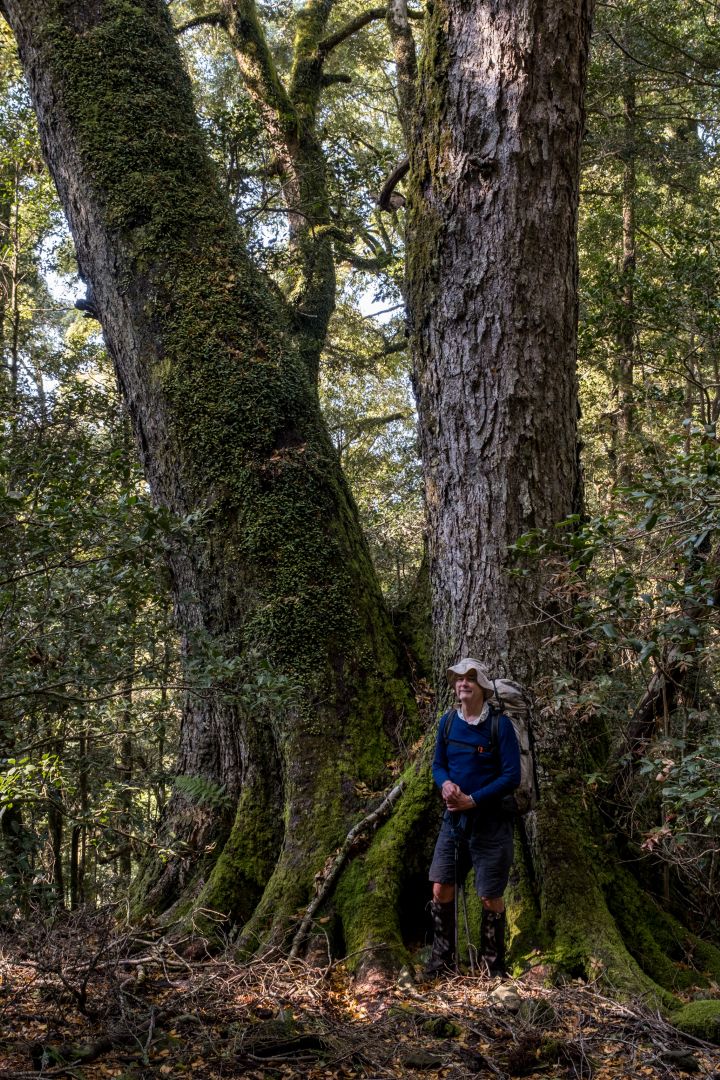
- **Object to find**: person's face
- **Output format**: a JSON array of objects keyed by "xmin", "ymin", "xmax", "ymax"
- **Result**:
[{"xmin": 455, "ymin": 670, "xmax": 486, "ymax": 712}]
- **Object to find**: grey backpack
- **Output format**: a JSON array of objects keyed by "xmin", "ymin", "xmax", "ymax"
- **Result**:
[{"xmin": 488, "ymin": 680, "xmax": 540, "ymax": 815}]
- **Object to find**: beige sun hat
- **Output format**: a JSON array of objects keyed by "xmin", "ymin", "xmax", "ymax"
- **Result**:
[{"xmin": 447, "ymin": 657, "xmax": 494, "ymax": 691}]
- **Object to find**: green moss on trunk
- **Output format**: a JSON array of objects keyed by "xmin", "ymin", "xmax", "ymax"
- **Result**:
[{"xmin": 334, "ymin": 758, "xmax": 436, "ymax": 975}]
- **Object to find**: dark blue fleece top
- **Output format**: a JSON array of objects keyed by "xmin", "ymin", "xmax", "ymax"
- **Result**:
[{"xmin": 432, "ymin": 708, "xmax": 521, "ymax": 807}]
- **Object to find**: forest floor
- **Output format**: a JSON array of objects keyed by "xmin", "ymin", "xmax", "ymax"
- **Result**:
[{"xmin": 1, "ymin": 912, "xmax": 719, "ymax": 1079}]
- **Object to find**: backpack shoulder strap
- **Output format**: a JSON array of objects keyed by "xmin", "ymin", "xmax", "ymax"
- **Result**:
[
  {"xmin": 490, "ymin": 708, "xmax": 499, "ymax": 745},
  {"xmin": 442, "ymin": 709, "xmax": 457, "ymax": 743},
  {"xmin": 489, "ymin": 708, "xmax": 501, "ymax": 762}
]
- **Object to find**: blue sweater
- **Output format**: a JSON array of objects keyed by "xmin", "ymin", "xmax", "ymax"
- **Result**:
[{"xmin": 432, "ymin": 708, "xmax": 521, "ymax": 807}]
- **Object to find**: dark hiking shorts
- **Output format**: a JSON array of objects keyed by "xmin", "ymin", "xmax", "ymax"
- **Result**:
[{"xmin": 428, "ymin": 809, "xmax": 514, "ymax": 898}]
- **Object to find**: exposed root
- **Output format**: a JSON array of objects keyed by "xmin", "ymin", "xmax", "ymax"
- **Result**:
[{"xmin": 290, "ymin": 780, "xmax": 406, "ymax": 958}]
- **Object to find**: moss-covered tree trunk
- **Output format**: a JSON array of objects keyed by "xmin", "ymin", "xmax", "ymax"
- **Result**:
[
  {"xmin": 217, "ymin": 0, "xmax": 337, "ymax": 383},
  {"xmin": 2, "ymin": 0, "xmax": 416, "ymax": 944},
  {"xmin": 612, "ymin": 54, "xmax": 637, "ymax": 484}
]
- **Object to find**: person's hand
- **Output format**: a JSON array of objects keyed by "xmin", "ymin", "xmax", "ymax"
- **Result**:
[
  {"xmin": 441, "ymin": 781, "xmax": 460, "ymax": 803},
  {"xmin": 444, "ymin": 790, "xmax": 475, "ymax": 811}
]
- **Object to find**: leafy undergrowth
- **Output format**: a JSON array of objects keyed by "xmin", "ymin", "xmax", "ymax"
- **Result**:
[{"xmin": 1, "ymin": 911, "xmax": 719, "ymax": 1079}]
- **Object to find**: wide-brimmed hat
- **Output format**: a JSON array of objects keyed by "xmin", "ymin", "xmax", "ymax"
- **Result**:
[{"xmin": 447, "ymin": 657, "xmax": 494, "ymax": 691}]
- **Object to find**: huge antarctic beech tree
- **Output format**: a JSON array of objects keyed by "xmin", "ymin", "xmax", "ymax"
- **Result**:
[{"xmin": 0, "ymin": 0, "xmax": 423, "ymax": 949}]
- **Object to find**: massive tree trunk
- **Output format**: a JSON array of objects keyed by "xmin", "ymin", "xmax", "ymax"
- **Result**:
[
  {"xmin": 2, "ymin": 0, "xmax": 415, "ymax": 945},
  {"xmin": 408, "ymin": 0, "xmax": 587, "ymax": 684},
  {"xmin": 403, "ymin": 0, "xmax": 720, "ymax": 1000}
]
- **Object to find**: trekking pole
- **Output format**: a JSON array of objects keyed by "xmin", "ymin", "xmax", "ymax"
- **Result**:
[
  {"xmin": 453, "ymin": 835, "xmax": 460, "ymax": 974},
  {"xmin": 460, "ymin": 884, "xmax": 476, "ymax": 977}
]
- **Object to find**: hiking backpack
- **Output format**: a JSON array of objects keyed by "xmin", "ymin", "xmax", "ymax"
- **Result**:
[
  {"xmin": 443, "ymin": 678, "xmax": 540, "ymax": 815},
  {"xmin": 490, "ymin": 679, "xmax": 540, "ymax": 814}
]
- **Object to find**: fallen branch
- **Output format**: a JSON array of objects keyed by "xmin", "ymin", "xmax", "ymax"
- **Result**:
[{"xmin": 289, "ymin": 780, "xmax": 405, "ymax": 958}]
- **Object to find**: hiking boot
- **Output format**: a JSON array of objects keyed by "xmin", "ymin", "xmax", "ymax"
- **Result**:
[
  {"xmin": 424, "ymin": 899, "xmax": 455, "ymax": 977},
  {"xmin": 480, "ymin": 908, "xmax": 507, "ymax": 978}
]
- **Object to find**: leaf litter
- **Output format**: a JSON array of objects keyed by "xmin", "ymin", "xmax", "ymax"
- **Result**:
[{"xmin": 0, "ymin": 910, "xmax": 718, "ymax": 1079}]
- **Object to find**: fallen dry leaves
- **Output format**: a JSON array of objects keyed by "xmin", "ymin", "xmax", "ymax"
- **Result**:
[{"xmin": 0, "ymin": 911, "xmax": 718, "ymax": 1079}]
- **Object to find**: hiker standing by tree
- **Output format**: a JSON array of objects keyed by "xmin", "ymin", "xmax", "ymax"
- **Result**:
[{"xmin": 426, "ymin": 659, "xmax": 520, "ymax": 978}]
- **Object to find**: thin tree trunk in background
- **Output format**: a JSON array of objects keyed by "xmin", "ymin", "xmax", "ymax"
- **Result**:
[
  {"xmin": 0, "ymin": 179, "xmax": 11, "ymax": 362},
  {"xmin": 9, "ymin": 166, "xmax": 20, "ymax": 403},
  {"xmin": 0, "ymin": 802, "xmax": 27, "ymax": 912},
  {"xmin": 118, "ymin": 422, "xmax": 136, "ymax": 885},
  {"xmin": 617, "ymin": 62, "xmax": 637, "ymax": 482},
  {"xmin": 119, "ymin": 670, "xmax": 134, "ymax": 883},
  {"xmin": 154, "ymin": 636, "xmax": 172, "ymax": 824},
  {"xmin": 47, "ymin": 780, "xmax": 65, "ymax": 905},
  {"xmin": 32, "ymin": 357, "xmax": 46, "ymax": 427},
  {"xmin": 70, "ymin": 824, "xmax": 80, "ymax": 910},
  {"xmin": 683, "ymin": 336, "xmax": 695, "ymax": 451},
  {"xmin": 78, "ymin": 729, "xmax": 88, "ymax": 906}
]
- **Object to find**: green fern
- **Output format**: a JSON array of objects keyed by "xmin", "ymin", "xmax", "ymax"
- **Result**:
[{"xmin": 173, "ymin": 775, "xmax": 232, "ymax": 810}]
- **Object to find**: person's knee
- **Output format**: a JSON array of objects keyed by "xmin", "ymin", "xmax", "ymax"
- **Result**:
[
  {"xmin": 481, "ymin": 896, "xmax": 504, "ymax": 912},
  {"xmin": 433, "ymin": 882, "xmax": 455, "ymax": 903}
]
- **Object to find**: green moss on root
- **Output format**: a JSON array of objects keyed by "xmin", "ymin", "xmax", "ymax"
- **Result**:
[
  {"xmin": 194, "ymin": 785, "xmax": 283, "ymax": 931},
  {"xmin": 533, "ymin": 780, "xmax": 677, "ymax": 1007},
  {"xmin": 671, "ymin": 1000, "xmax": 720, "ymax": 1043},
  {"xmin": 506, "ymin": 826, "xmax": 545, "ymax": 970},
  {"xmin": 607, "ymin": 864, "xmax": 720, "ymax": 991},
  {"xmin": 334, "ymin": 758, "xmax": 436, "ymax": 974}
]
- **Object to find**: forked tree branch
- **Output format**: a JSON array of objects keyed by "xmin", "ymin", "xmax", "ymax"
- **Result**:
[
  {"xmin": 221, "ymin": 0, "xmax": 295, "ymax": 140},
  {"xmin": 318, "ymin": 7, "xmax": 386, "ymax": 54},
  {"xmin": 318, "ymin": 5, "xmax": 422, "ymax": 56}
]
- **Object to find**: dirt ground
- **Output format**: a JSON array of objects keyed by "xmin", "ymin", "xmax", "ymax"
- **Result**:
[{"xmin": 1, "ymin": 913, "xmax": 719, "ymax": 1079}]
